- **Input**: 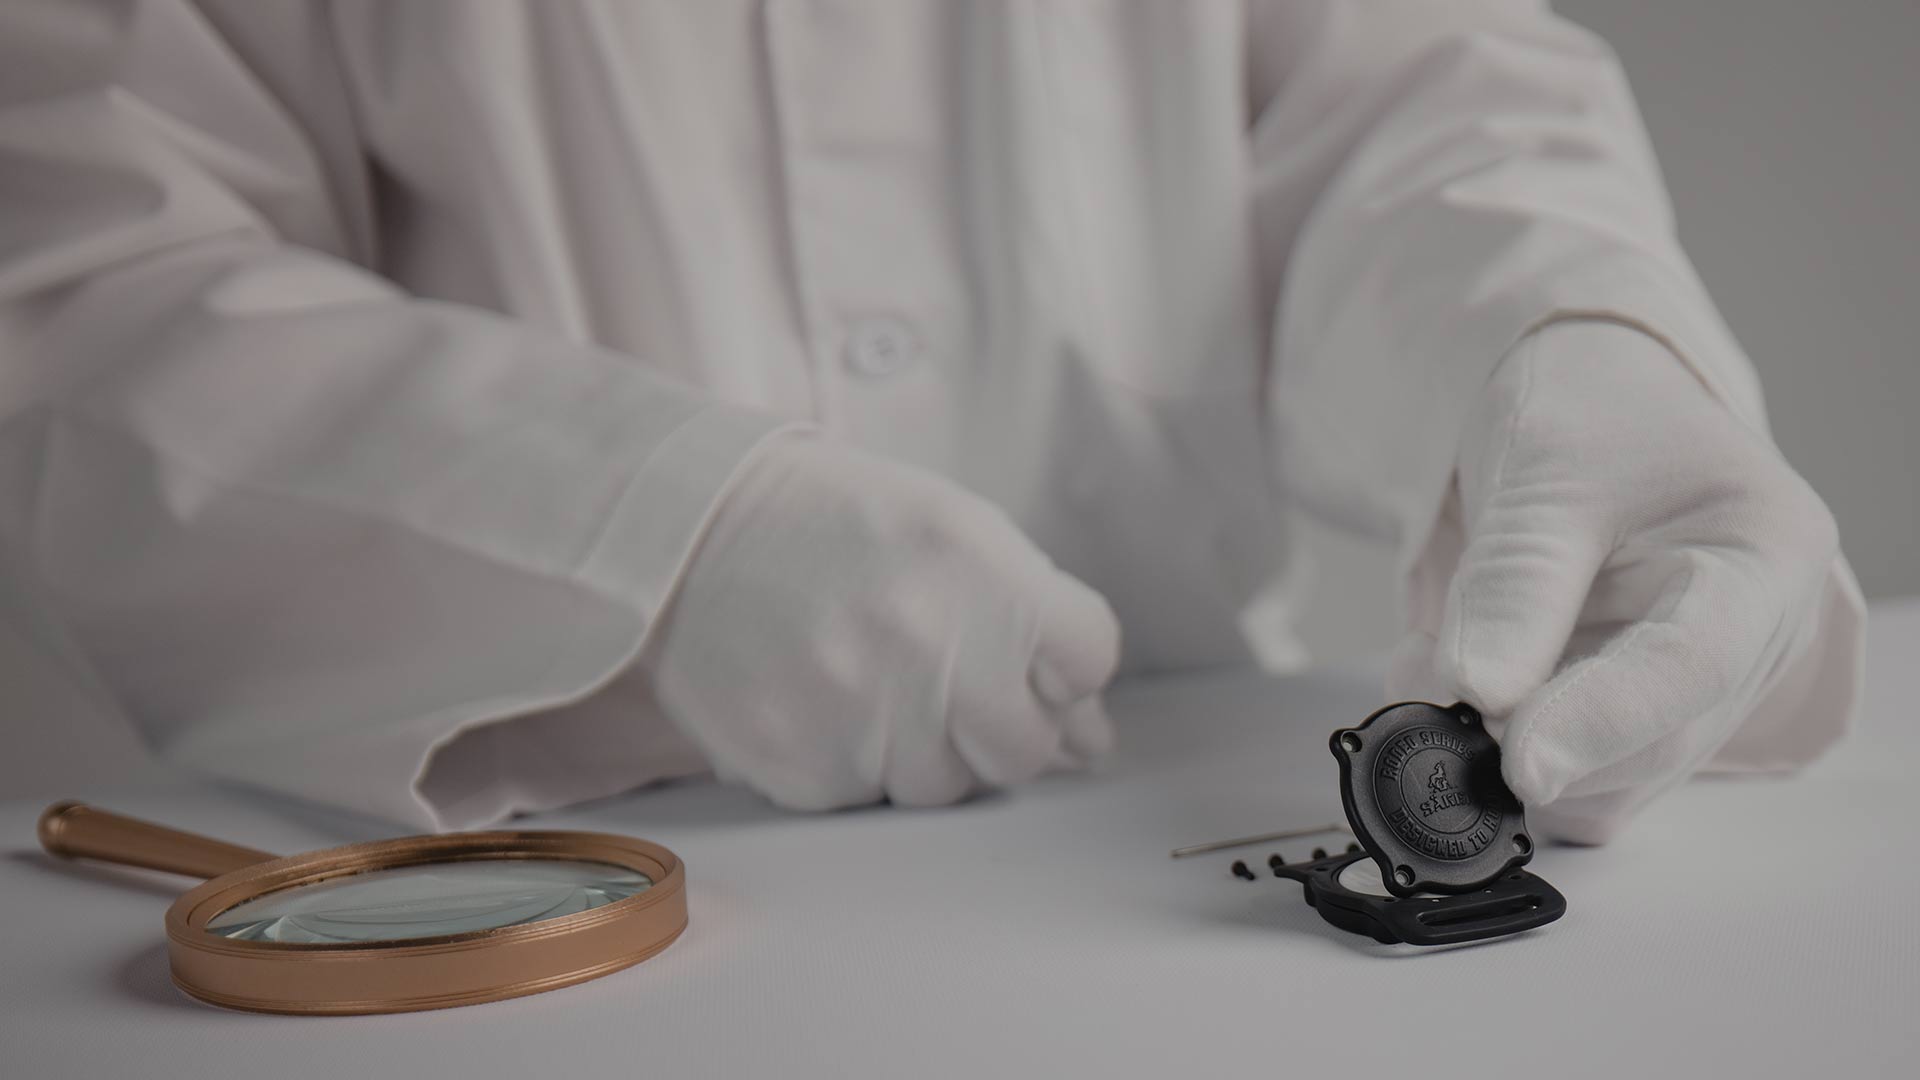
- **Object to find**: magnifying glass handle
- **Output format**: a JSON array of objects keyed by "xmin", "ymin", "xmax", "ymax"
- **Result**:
[{"xmin": 38, "ymin": 801, "xmax": 278, "ymax": 880}]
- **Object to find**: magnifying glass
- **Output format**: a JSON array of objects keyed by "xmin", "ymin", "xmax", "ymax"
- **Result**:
[{"xmin": 37, "ymin": 801, "xmax": 687, "ymax": 1015}]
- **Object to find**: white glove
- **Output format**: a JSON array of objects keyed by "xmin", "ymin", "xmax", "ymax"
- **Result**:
[
  {"xmin": 1390, "ymin": 319, "xmax": 1841, "ymax": 842},
  {"xmin": 642, "ymin": 436, "xmax": 1121, "ymax": 811}
]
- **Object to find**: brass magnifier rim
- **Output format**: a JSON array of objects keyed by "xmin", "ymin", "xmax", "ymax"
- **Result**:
[{"xmin": 41, "ymin": 803, "xmax": 687, "ymax": 1015}]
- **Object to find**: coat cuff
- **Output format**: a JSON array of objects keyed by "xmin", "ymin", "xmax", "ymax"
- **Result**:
[
  {"xmin": 168, "ymin": 405, "xmax": 808, "ymax": 831},
  {"xmin": 404, "ymin": 406, "xmax": 815, "ymax": 829}
]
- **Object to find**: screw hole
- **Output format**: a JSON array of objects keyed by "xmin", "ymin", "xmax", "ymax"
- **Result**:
[
  {"xmin": 1512, "ymin": 833, "xmax": 1532, "ymax": 855},
  {"xmin": 1338, "ymin": 732, "xmax": 1362, "ymax": 753},
  {"xmin": 1393, "ymin": 866, "xmax": 1415, "ymax": 889}
]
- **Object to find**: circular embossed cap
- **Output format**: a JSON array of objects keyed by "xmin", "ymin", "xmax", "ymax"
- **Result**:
[{"xmin": 1330, "ymin": 701, "xmax": 1533, "ymax": 897}]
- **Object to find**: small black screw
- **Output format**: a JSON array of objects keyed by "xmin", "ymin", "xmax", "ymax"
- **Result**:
[
  {"xmin": 1311, "ymin": 847, "xmax": 1328, "ymax": 860},
  {"xmin": 1231, "ymin": 860, "xmax": 1257, "ymax": 881},
  {"xmin": 1346, "ymin": 842, "xmax": 1362, "ymax": 853},
  {"xmin": 1267, "ymin": 853, "xmax": 1287, "ymax": 873}
]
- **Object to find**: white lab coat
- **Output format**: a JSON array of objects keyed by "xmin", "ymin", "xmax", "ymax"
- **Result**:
[{"xmin": 0, "ymin": 1, "xmax": 1862, "ymax": 827}]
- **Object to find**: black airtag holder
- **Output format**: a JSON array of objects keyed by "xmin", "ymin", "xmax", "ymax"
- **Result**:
[
  {"xmin": 1257, "ymin": 700, "xmax": 1567, "ymax": 945},
  {"xmin": 1330, "ymin": 701, "xmax": 1533, "ymax": 897},
  {"xmin": 1271, "ymin": 849, "xmax": 1566, "ymax": 946}
]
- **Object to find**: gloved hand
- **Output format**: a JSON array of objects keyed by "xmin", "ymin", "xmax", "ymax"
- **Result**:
[
  {"xmin": 1390, "ymin": 319, "xmax": 1841, "ymax": 842},
  {"xmin": 643, "ymin": 435, "xmax": 1121, "ymax": 811}
]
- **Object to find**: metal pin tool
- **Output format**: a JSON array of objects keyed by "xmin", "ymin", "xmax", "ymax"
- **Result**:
[{"xmin": 1168, "ymin": 823, "xmax": 1346, "ymax": 859}]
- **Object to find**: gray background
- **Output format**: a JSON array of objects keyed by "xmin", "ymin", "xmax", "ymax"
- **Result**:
[{"xmin": 1296, "ymin": 0, "xmax": 1920, "ymax": 663}]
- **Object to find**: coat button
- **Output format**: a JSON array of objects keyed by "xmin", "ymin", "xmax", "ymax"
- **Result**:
[{"xmin": 843, "ymin": 316, "xmax": 920, "ymax": 378}]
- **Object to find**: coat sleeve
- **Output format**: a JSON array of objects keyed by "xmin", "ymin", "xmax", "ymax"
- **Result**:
[
  {"xmin": 0, "ymin": 1, "xmax": 798, "ymax": 828},
  {"xmin": 1246, "ymin": 0, "xmax": 1865, "ymax": 770}
]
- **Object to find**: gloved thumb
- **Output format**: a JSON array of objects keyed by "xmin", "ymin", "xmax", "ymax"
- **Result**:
[
  {"xmin": 1051, "ymin": 695, "xmax": 1116, "ymax": 767},
  {"xmin": 1433, "ymin": 504, "xmax": 1607, "ymax": 721},
  {"xmin": 1028, "ymin": 571, "xmax": 1121, "ymax": 761}
]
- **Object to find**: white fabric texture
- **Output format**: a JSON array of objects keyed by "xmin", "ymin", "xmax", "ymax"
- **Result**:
[
  {"xmin": 1389, "ymin": 320, "xmax": 1863, "ymax": 843},
  {"xmin": 643, "ymin": 435, "xmax": 1119, "ymax": 811},
  {"xmin": 0, "ymin": 0, "xmax": 1865, "ymax": 829}
]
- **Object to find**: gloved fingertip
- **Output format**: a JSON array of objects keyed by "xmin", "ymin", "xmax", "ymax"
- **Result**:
[
  {"xmin": 950, "ymin": 709, "xmax": 1062, "ymax": 790},
  {"xmin": 1047, "ymin": 740, "xmax": 1090, "ymax": 774},
  {"xmin": 1030, "ymin": 576, "xmax": 1122, "ymax": 703},
  {"xmin": 881, "ymin": 732, "xmax": 980, "ymax": 808},
  {"xmin": 1031, "ymin": 658, "xmax": 1076, "ymax": 708},
  {"xmin": 1500, "ymin": 746, "xmax": 1567, "ymax": 811},
  {"xmin": 1058, "ymin": 695, "xmax": 1116, "ymax": 763}
]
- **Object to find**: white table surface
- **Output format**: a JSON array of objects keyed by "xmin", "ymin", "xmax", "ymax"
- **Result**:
[{"xmin": 5, "ymin": 600, "xmax": 1917, "ymax": 1080}]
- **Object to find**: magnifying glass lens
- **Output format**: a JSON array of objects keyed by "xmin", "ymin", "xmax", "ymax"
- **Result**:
[
  {"xmin": 206, "ymin": 859, "xmax": 652, "ymax": 944},
  {"xmin": 40, "ymin": 803, "xmax": 689, "ymax": 1012}
]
